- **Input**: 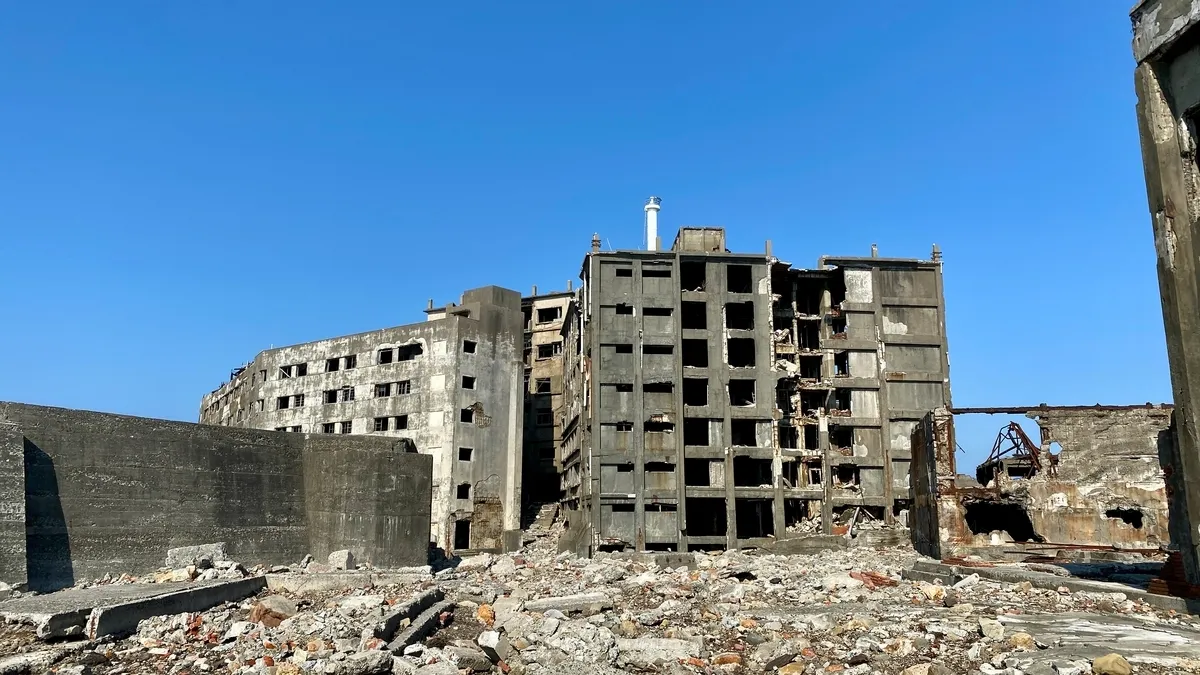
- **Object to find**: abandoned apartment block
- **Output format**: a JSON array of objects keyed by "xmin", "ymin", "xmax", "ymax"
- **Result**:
[
  {"xmin": 200, "ymin": 286, "xmax": 526, "ymax": 552},
  {"xmin": 558, "ymin": 226, "xmax": 951, "ymax": 553}
]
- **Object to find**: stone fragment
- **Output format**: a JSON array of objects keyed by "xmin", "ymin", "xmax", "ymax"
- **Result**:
[
  {"xmin": 615, "ymin": 637, "xmax": 700, "ymax": 669},
  {"xmin": 338, "ymin": 595, "xmax": 385, "ymax": 614},
  {"xmin": 979, "ymin": 617, "xmax": 1005, "ymax": 640},
  {"xmin": 1091, "ymin": 653, "xmax": 1132, "ymax": 675},
  {"xmin": 165, "ymin": 542, "xmax": 227, "ymax": 568},
  {"xmin": 477, "ymin": 630, "xmax": 511, "ymax": 662},
  {"xmin": 822, "ymin": 573, "xmax": 864, "ymax": 591},
  {"xmin": 250, "ymin": 595, "xmax": 298, "ymax": 628},
  {"xmin": 919, "ymin": 582, "xmax": 945, "ymax": 602},
  {"xmin": 713, "ymin": 652, "xmax": 741, "ymax": 665},
  {"xmin": 446, "ymin": 646, "xmax": 493, "ymax": 672},
  {"xmin": 522, "ymin": 591, "xmax": 612, "ymax": 614},
  {"xmin": 778, "ymin": 663, "xmax": 806, "ymax": 675},
  {"xmin": 338, "ymin": 649, "xmax": 393, "ymax": 675},
  {"xmin": 477, "ymin": 603, "xmax": 495, "ymax": 626},
  {"xmin": 1008, "ymin": 632, "xmax": 1037, "ymax": 651},
  {"xmin": 329, "ymin": 549, "xmax": 356, "ymax": 570}
]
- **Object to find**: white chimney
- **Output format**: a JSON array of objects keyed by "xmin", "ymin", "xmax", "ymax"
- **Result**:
[{"xmin": 645, "ymin": 196, "xmax": 661, "ymax": 251}]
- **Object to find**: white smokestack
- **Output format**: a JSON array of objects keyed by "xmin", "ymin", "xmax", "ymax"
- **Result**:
[{"xmin": 645, "ymin": 196, "xmax": 661, "ymax": 251}]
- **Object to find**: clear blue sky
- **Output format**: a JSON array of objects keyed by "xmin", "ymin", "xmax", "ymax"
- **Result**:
[{"xmin": 0, "ymin": 2, "xmax": 1167, "ymax": 470}]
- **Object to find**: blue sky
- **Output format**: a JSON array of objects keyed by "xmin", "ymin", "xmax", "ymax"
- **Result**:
[{"xmin": 0, "ymin": 2, "xmax": 1166, "ymax": 470}]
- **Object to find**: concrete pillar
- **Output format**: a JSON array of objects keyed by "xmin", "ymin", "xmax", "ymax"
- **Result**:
[{"xmin": 1132, "ymin": 1, "xmax": 1200, "ymax": 584}]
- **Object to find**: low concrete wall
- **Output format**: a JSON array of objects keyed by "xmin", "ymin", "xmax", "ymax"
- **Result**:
[{"xmin": 0, "ymin": 403, "xmax": 432, "ymax": 591}]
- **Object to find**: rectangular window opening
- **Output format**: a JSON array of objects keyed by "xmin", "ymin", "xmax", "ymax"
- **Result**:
[
  {"xmin": 733, "ymin": 456, "xmax": 773, "ymax": 487},
  {"xmin": 680, "ymin": 261, "xmax": 706, "ymax": 291},
  {"xmin": 615, "ymin": 268, "xmax": 633, "ymax": 277},
  {"xmin": 374, "ymin": 417, "xmax": 389, "ymax": 432},
  {"xmin": 831, "ymin": 426, "xmax": 853, "ymax": 453},
  {"xmin": 454, "ymin": 520, "xmax": 471, "ymax": 549},
  {"xmin": 736, "ymin": 498, "xmax": 775, "ymax": 538},
  {"xmin": 462, "ymin": 375, "xmax": 476, "ymax": 390},
  {"xmin": 779, "ymin": 424, "xmax": 799, "ymax": 449},
  {"xmin": 344, "ymin": 354, "xmax": 357, "ymax": 369},
  {"xmin": 730, "ymin": 419, "xmax": 759, "ymax": 447},
  {"xmin": 800, "ymin": 355, "xmax": 823, "ymax": 379},
  {"xmin": 682, "ymin": 339, "xmax": 709, "ymax": 368},
  {"xmin": 799, "ymin": 323, "xmax": 821, "ymax": 350},
  {"xmin": 727, "ymin": 265, "xmax": 753, "ymax": 293},
  {"xmin": 397, "ymin": 344, "xmax": 423, "ymax": 361},
  {"xmin": 725, "ymin": 301, "xmax": 755, "ymax": 330},
  {"xmin": 324, "ymin": 389, "xmax": 338, "ymax": 404},
  {"xmin": 615, "ymin": 343, "xmax": 634, "ymax": 354},
  {"xmin": 644, "ymin": 306, "xmax": 672, "ymax": 317},
  {"xmin": 378, "ymin": 349, "xmax": 394, "ymax": 365},
  {"xmin": 339, "ymin": 421, "xmax": 353, "ymax": 434},
  {"xmin": 615, "ymin": 303, "xmax": 634, "ymax": 315},
  {"xmin": 729, "ymin": 379, "xmax": 756, "ymax": 406},
  {"xmin": 321, "ymin": 422, "xmax": 336, "ymax": 434},
  {"xmin": 463, "ymin": 340, "xmax": 477, "ymax": 354},
  {"xmin": 535, "ymin": 378, "xmax": 551, "ymax": 394},
  {"xmin": 537, "ymin": 306, "xmax": 563, "ymax": 323},
  {"xmin": 681, "ymin": 301, "xmax": 707, "ymax": 330},
  {"xmin": 397, "ymin": 380, "xmax": 412, "ymax": 395},
  {"xmin": 460, "ymin": 408, "xmax": 475, "ymax": 423},
  {"xmin": 375, "ymin": 383, "xmax": 392, "ymax": 398},
  {"xmin": 644, "ymin": 344, "xmax": 673, "ymax": 355},
  {"xmin": 685, "ymin": 497, "xmax": 727, "ymax": 537},
  {"xmin": 684, "ymin": 458, "xmax": 715, "ymax": 487},
  {"xmin": 684, "ymin": 418, "xmax": 711, "ymax": 446},
  {"xmin": 682, "ymin": 378, "xmax": 708, "ymax": 406},
  {"xmin": 535, "ymin": 410, "xmax": 553, "ymax": 426},
  {"xmin": 459, "ymin": 447, "xmax": 473, "ymax": 461},
  {"xmin": 457, "ymin": 483, "xmax": 471, "ymax": 499},
  {"xmin": 834, "ymin": 352, "xmax": 850, "ymax": 377},
  {"xmin": 727, "ymin": 338, "xmax": 756, "ymax": 368},
  {"xmin": 643, "ymin": 382, "xmax": 673, "ymax": 394},
  {"xmin": 804, "ymin": 425, "xmax": 820, "ymax": 452},
  {"xmin": 326, "ymin": 358, "xmax": 340, "ymax": 373},
  {"xmin": 833, "ymin": 464, "xmax": 860, "ymax": 487},
  {"xmin": 395, "ymin": 414, "xmax": 409, "ymax": 430}
]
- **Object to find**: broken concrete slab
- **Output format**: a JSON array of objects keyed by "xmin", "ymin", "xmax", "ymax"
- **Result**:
[
  {"xmin": 165, "ymin": 542, "xmax": 227, "ymax": 569},
  {"xmin": 265, "ymin": 569, "xmax": 431, "ymax": 596},
  {"xmin": 0, "ymin": 581, "xmax": 207, "ymax": 639},
  {"xmin": 522, "ymin": 591, "xmax": 612, "ymax": 614},
  {"xmin": 386, "ymin": 599, "xmax": 456, "ymax": 653},
  {"xmin": 374, "ymin": 588, "xmax": 444, "ymax": 642},
  {"xmin": 85, "ymin": 576, "xmax": 267, "ymax": 639}
]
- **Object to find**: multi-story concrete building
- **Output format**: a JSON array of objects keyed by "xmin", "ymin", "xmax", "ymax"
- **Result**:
[
  {"xmin": 199, "ymin": 286, "xmax": 525, "ymax": 553},
  {"xmin": 521, "ymin": 289, "xmax": 574, "ymax": 512},
  {"xmin": 559, "ymin": 224, "xmax": 950, "ymax": 553}
]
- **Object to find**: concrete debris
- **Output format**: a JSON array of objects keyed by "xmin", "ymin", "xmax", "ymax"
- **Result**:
[
  {"xmin": 329, "ymin": 549, "xmax": 356, "ymax": 571},
  {"xmin": 164, "ymin": 542, "xmax": 228, "ymax": 569},
  {"xmin": 1, "ymin": 524, "xmax": 1199, "ymax": 675}
]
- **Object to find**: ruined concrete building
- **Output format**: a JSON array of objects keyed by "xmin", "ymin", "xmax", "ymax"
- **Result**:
[
  {"xmin": 521, "ymin": 290, "xmax": 574, "ymax": 510},
  {"xmin": 558, "ymin": 221, "xmax": 951, "ymax": 553},
  {"xmin": 199, "ymin": 286, "xmax": 525, "ymax": 553},
  {"xmin": 911, "ymin": 405, "xmax": 1174, "ymax": 560}
]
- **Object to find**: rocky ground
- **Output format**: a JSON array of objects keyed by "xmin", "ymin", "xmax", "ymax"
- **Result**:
[{"xmin": 2, "ymin": 525, "xmax": 1199, "ymax": 675}]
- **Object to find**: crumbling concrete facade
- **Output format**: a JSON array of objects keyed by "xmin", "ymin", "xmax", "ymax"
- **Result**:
[
  {"xmin": 561, "ymin": 228, "xmax": 951, "ymax": 553},
  {"xmin": 199, "ymin": 286, "xmax": 524, "ymax": 553},
  {"xmin": 521, "ymin": 290, "xmax": 573, "ymax": 512},
  {"xmin": 0, "ymin": 403, "xmax": 432, "ymax": 591},
  {"xmin": 1132, "ymin": 0, "xmax": 1200, "ymax": 586},
  {"xmin": 913, "ymin": 405, "xmax": 1173, "ymax": 559}
]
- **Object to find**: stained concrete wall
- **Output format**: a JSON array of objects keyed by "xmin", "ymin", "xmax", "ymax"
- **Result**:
[
  {"xmin": 0, "ymin": 424, "xmax": 25, "ymax": 586},
  {"xmin": 0, "ymin": 402, "xmax": 432, "ymax": 591}
]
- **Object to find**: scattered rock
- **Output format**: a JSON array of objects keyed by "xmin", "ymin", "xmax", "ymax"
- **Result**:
[
  {"xmin": 165, "ymin": 542, "xmax": 227, "ymax": 568},
  {"xmin": 979, "ymin": 617, "xmax": 1005, "ymax": 640},
  {"xmin": 1091, "ymin": 653, "xmax": 1132, "ymax": 675},
  {"xmin": 249, "ymin": 594, "xmax": 298, "ymax": 627},
  {"xmin": 329, "ymin": 549, "xmax": 356, "ymax": 570}
]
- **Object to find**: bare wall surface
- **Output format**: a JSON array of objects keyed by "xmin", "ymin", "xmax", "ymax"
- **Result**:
[
  {"xmin": 0, "ymin": 402, "xmax": 432, "ymax": 591},
  {"xmin": 0, "ymin": 425, "xmax": 25, "ymax": 586}
]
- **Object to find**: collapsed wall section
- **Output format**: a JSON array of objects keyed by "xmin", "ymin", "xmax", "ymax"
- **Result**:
[{"xmin": 0, "ymin": 402, "xmax": 432, "ymax": 591}]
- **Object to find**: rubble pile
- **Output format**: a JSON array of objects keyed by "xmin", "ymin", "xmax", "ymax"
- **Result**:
[{"xmin": 2, "ymin": 529, "xmax": 1199, "ymax": 674}]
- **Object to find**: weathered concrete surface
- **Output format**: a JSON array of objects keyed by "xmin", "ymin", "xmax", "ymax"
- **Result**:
[
  {"xmin": 86, "ymin": 577, "xmax": 266, "ymax": 639},
  {"xmin": 386, "ymin": 599, "xmax": 455, "ymax": 652},
  {"xmin": 374, "ymin": 588, "xmax": 444, "ymax": 641},
  {"xmin": 0, "ymin": 402, "xmax": 433, "ymax": 591},
  {"xmin": 0, "ymin": 578, "xmax": 264, "ymax": 639},
  {"xmin": 996, "ymin": 612, "xmax": 1200, "ymax": 667},
  {"xmin": 1133, "ymin": 0, "xmax": 1200, "ymax": 585},
  {"xmin": 0, "ymin": 425, "xmax": 25, "ymax": 587},
  {"xmin": 199, "ymin": 286, "xmax": 526, "ymax": 554},
  {"xmin": 265, "ymin": 569, "xmax": 431, "ymax": 596}
]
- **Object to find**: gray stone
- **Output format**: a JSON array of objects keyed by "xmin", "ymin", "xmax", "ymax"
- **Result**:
[
  {"xmin": 478, "ymin": 629, "xmax": 511, "ymax": 662},
  {"xmin": 614, "ymin": 637, "xmax": 700, "ymax": 669},
  {"xmin": 979, "ymin": 617, "xmax": 1005, "ymax": 640},
  {"xmin": 446, "ymin": 646, "xmax": 493, "ymax": 672},
  {"xmin": 337, "ymin": 650, "xmax": 393, "ymax": 675},
  {"xmin": 165, "ymin": 542, "xmax": 228, "ymax": 569},
  {"xmin": 330, "ymin": 549, "xmax": 356, "ymax": 571},
  {"xmin": 523, "ymin": 591, "xmax": 612, "ymax": 614},
  {"xmin": 338, "ymin": 595, "xmax": 385, "ymax": 614}
]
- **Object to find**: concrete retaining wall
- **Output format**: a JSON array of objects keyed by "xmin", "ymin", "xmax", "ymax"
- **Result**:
[{"xmin": 0, "ymin": 402, "xmax": 432, "ymax": 591}]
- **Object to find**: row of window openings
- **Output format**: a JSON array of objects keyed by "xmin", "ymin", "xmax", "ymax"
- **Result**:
[
  {"xmin": 610, "ymin": 301, "xmax": 754, "ymax": 331},
  {"xmin": 611, "ymin": 262, "xmax": 756, "ymax": 294},
  {"xmin": 604, "ymin": 338, "xmax": 756, "ymax": 368},
  {"xmin": 274, "ymin": 375, "xmax": 476, "ymax": 410},
  {"xmin": 602, "ymin": 379, "xmax": 756, "ymax": 407},
  {"xmin": 276, "ymin": 339, "xmax": 459, "ymax": 378},
  {"xmin": 604, "ymin": 457, "xmax": 827, "ymax": 489},
  {"xmin": 604, "ymin": 417, "xmax": 766, "ymax": 446},
  {"xmin": 608, "ymin": 498, "xmax": 873, "ymax": 540},
  {"xmin": 526, "ymin": 341, "xmax": 563, "ymax": 362}
]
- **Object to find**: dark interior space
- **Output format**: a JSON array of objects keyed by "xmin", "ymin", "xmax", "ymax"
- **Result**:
[
  {"xmin": 776, "ymin": 381, "xmax": 795, "ymax": 414},
  {"xmin": 684, "ymin": 458, "xmax": 714, "ymax": 487},
  {"xmin": 644, "ymin": 344, "xmax": 673, "ymax": 355},
  {"xmin": 682, "ymin": 339, "xmax": 709, "ymax": 368},
  {"xmin": 683, "ymin": 418, "xmax": 711, "ymax": 446},
  {"xmin": 772, "ymin": 269, "xmax": 793, "ymax": 305},
  {"xmin": 729, "ymin": 380, "xmax": 755, "ymax": 406},
  {"xmin": 781, "ymin": 459, "xmax": 799, "ymax": 486},
  {"xmin": 681, "ymin": 301, "xmax": 707, "ymax": 330},
  {"xmin": 644, "ymin": 543, "xmax": 678, "ymax": 552},
  {"xmin": 397, "ymin": 344, "xmax": 423, "ymax": 361},
  {"xmin": 798, "ymin": 323, "xmax": 820, "ymax": 350},
  {"xmin": 800, "ymin": 355, "xmax": 822, "ymax": 379},
  {"xmin": 833, "ymin": 389, "xmax": 851, "ymax": 413},
  {"xmin": 800, "ymin": 391, "xmax": 825, "ymax": 415},
  {"xmin": 795, "ymin": 277, "xmax": 824, "ymax": 315},
  {"xmin": 834, "ymin": 352, "xmax": 849, "ymax": 377},
  {"xmin": 833, "ymin": 464, "xmax": 859, "ymax": 486},
  {"xmin": 683, "ymin": 378, "xmax": 709, "ymax": 406},
  {"xmin": 727, "ymin": 338, "xmax": 755, "ymax": 368},
  {"xmin": 681, "ymin": 261, "xmax": 706, "ymax": 292},
  {"xmin": 779, "ymin": 424, "xmax": 798, "ymax": 449},
  {"xmin": 964, "ymin": 501, "xmax": 1045, "ymax": 542},
  {"xmin": 644, "ymin": 382, "xmax": 673, "ymax": 394},
  {"xmin": 785, "ymin": 498, "xmax": 820, "ymax": 526},
  {"xmin": 830, "ymin": 426, "xmax": 853, "ymax": 452},
  {"xmin": 725, "ymin": 302, "xmax": 755, "ymax": 330},
  {"xmin": 804, "ymin": 425, "xmax": 819, "ymax": 451},
  {"xmin": 804, "ymin": 460, "xmax": 823, "ymax": 486},
  {"xmin": 727, "ymin": 265, "xmax": 753, "ymax": 293},
  {"xmin": 686, "ymin": 497, "xmax": 727, "ymax": 536},
  {"xmin": 733, "ymin": 456, "xmax": 772, "ymax": 487},
  {"xmin": 735, "ymin": 499, "xmax": 774, "ymax": 538},
  {"xmin": 829, "ymin": 314, "xmax": 847, "ymax": 337},
  {"xmin": 1106, "ymin": 508, "xmax": 1145, "ymax": 529},
  {"xmin": 454, "ymin": 520, "xmax": 471, "ymax": 549},
  {"xmin": 730, "ymin": 419, "xmax": 758, "ymax": 446}
]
